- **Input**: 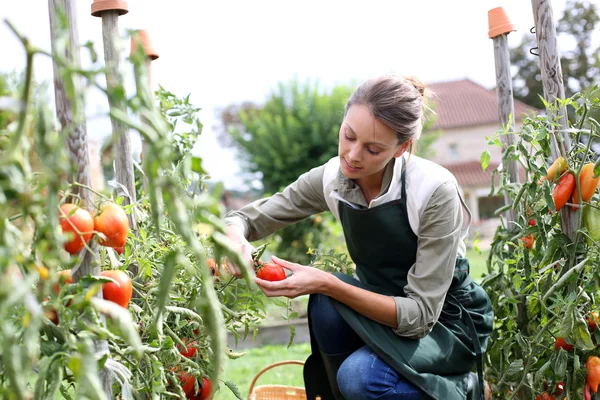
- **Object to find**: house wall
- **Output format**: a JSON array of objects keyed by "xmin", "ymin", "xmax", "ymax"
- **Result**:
[{"xmin": 427, "ymin": 123, "xmax": 518, "ymax": 165}]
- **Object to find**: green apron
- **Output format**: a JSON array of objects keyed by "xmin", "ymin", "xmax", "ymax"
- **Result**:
[{"xmin": 303, "ymin": 164, "xmax": 494, "ymax": 400}]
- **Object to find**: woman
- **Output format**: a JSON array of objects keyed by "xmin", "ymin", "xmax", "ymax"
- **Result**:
[{"xmin": 224, "ymin": 75, "xmax": 493, "ymax": 400}]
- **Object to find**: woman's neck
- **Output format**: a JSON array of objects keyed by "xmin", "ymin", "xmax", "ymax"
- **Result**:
[{"xmin": 355, "ymin": 169, "xmax": 385, "ymax": 204}]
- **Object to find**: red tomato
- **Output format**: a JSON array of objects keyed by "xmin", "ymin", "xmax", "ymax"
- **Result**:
[
  {"xmin": 177, "ymin": 370, "xmax": 196, "ymax": 396},
  {"xmin": 206, "ymin": 258, "xmax": 220, "ymax": 277},
  {"xmin": 179, "ymin": 340, "xmax": 198, "ymax": 358},
  {"xmin": 59, "ymin": 204, "xmax": 94, "ymax": 254},
  {"xmin": 94, "ymin": 203, "xmax": 130, "ymax": 248},
  {"xmin": 256, "ymin": 262, "xmax": 286, "ymax": 281},
  {"xmin": 113, "ymin": 246, "xmax": 124, "ymax": 255},
  {"xmin": 53, "ymin": 269, "xmax": 73, "ymax": 294},
  {"xmin": 520, "ymin": 234, "xmax": 535, "ymax": 249},
  {"xmin": 188, "ymin": 377, "xmax": 212, "ymax": 400},
  {"xmin": 588, "ymin": 312, "xmax": 599, "ymax": 331},
  {"xmin": 528, "ymin": 218, "xmax": 537, "ymax": 227},
  {"xmin": 555, "ymin": 337, "xmax": 574, "ymax": 352},
  {"xmin": 100, "ymin": 270, "xmax": 133, "ymax": 308},
  {"xmin": 200, "ymin": 377, "xmax": 212, "ymax": 400}
]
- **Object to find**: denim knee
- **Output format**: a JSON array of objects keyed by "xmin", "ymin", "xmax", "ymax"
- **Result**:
[
  {"xmin": 337, "ymin": 346, "xmax": 424, "ymax": 400},
  {"xmin": 308, "ymin": 293, "xmax": 362, "ymax": 355}
]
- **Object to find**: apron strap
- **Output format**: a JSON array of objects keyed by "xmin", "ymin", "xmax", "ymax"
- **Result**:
[{"xmin": 446, "ymin": 293, "xmax": 485, "ymax": 400}]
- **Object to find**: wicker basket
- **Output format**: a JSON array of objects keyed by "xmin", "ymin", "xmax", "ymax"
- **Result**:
[{"xmin": 248, "ymin": 360, "xmax": 314, "ymax": 400}]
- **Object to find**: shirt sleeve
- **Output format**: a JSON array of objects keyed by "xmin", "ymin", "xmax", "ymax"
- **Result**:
[
  {"xmin": 224, "ymin": 165, "xmax": 329, "ymax": 242},
  {"xmin": 392, "ymin": 180, "xmax": 462, "ymax": 339}
]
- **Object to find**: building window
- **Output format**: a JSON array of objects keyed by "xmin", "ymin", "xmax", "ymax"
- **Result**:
[
  {"xmin": 478, "ymin": 195, "xmax": 506, "ymax": 220},
  {"xmin": 449, "ymin": 143, "xmax": 459, "ymax": 159}
]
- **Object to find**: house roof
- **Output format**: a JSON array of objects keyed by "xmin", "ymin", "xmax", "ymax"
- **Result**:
[
  {"xmin": 426, "ymin": 79, "xmax": 539, "ymax": 130},
  {"xmin": 444, "ymin": 160, "xmax": 528, "ymax": 188}
]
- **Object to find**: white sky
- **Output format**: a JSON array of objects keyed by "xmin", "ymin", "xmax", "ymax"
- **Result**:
[{"xmin": 1, "ymin": 0, "xmax": 567, "ymax": 190}]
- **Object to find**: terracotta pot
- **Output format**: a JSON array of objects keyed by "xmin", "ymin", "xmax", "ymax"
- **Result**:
[
  {"xmin": 91, "ymin": 0, "xmax": 129, "ymax": 17},
  {"xmin": 487, "ymin": 7, "xmax": 516, "ymax": 38},
  {"xmin": 130, "ymin": 30, "xmax": 159, "ymax": 60}
]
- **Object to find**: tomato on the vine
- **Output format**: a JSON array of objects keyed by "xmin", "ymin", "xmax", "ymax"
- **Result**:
[
  {"xmin": 179, "ymin": 340, "xmax": 198, "ymax": 358},
  {"xmin": 94, "ymin": 202, "xmax": 129, "ymax": 248},
  {"xmin": 587, "ymin": 312, "xmax": 599, "ymax": 331},
  {"xmin": 256, "ymin": 262, "xmax": 286, "ymax": 281},
  {"xmin": 53, "ymin": 269, "xmax": 73, "ymax": 294},
  {"xmin": 206, "ymin": 258, "xmax": 220, "ymax": 277},
  {"xmin": 100, "ymin": 270, "xmax": 132, "ymax": 308},
  {"xmin": 587, "ymin": 356, "xmax": 600, "ymax": 393},
  {"xmin": 535, "ymin": 393, "xmax": 555, "ymax": 400},
  {"xmin": 528, "ymin": 218, "xmax": 537, "ymax": 227},
  {"xmin": 555, "ymin": 337, "xmax": 574, "ymax": 352},
  {"xmin": 554, "ymin": 382, "xmax": 564, "ymax": 396},
  {"xmin": 59, "ymin": 204, "xmax": 94, "ymax": 254},
  {"xmin": 176, "ymin": 370, "xmax": 196, "ymax": 396},
  {"xmin": 572, "ymin": 163, "xmax": 600, "ymax": 207},
  {"xmin": 520, "ymin": 234, "xmax": 534, "ymax": 249},
  {"xmin": 552, "ymin": 172, "xmax": 576, "ymax": 211},
  {"xmin": 188, "ymin": 377, "xmax": 212, "ymax": 400},
  {"xmin": 547, "ymin": 156, "xmax": 568, "ymax": 182}
]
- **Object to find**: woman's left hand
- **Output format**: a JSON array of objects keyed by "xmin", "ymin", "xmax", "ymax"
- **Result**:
[{"xmin": 255, "ymin": 256, "xmax": 334, "ymax": 299}]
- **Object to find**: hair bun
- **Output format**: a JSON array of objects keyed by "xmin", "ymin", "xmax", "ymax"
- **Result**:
[{"xmin": 404, "ymin": 76, "xmax": 427, "ymax": 98}]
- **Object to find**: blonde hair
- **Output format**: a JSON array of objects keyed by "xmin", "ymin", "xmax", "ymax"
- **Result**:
[{"xmin": 345, "ymin": 75, "xmax": 429, "ymax": 152}]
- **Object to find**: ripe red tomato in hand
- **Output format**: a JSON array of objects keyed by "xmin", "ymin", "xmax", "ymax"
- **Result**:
[
  {"xmin": 555, "ymin": 337, "xmax": 574, "ymax": 352},
  {"xmin": 59, "ymin": 204, "xmax": 94, "ymax": 254},
  {"xmin": 256, "ymin": 262, "xmax": 286, "ymax": 281},
  {"xmin": 100, "ymin": 270, "xmax": 133, "ymax": 308},
  {"xmin": 94, "ymin": 203, "xmax": 130, "ymax": 248}
]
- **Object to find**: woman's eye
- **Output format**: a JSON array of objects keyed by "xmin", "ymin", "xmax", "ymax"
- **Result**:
[
  {"xmin": 344, "ymin": 134, "xmax": 355, "ymax": 141},
  {"xmin": 367, "ymin": 148, "xmax": 380, "ymax": 156}
]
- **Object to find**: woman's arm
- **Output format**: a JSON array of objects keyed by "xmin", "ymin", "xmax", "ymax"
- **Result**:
[{"xmin": 255, "ymin": 256, "xmax": 398, "ymax": 328}]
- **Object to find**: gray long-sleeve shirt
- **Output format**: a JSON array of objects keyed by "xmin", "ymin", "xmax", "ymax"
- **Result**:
[{"xmin": 225, "ymin": 154, "xmax": 470, "ymax": 339}]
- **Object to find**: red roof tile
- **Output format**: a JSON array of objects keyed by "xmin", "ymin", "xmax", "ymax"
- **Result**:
[
  {"xmin": 426, "ymin": 79, "xmax": 540, "ymax": 130},
  {"xmin": 444, "ymin": 160, "xmax": 527, "ymax": 188}
]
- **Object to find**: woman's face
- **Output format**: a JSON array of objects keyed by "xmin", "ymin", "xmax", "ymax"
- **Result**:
[{"xmin": 338, "ymin": 104, "xmax": 407, "ymax": 182}]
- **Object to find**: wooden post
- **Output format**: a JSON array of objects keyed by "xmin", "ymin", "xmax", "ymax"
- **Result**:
[
  {"xmin": 48, "ymin": 0, "xmax": 112, "ymax": 396},
  {"xmin": 488, "ymin": 7, "xmax": 520, "ymax": 231},
  {"xmin": 91, "ymin": 1, "xmax": 137, "ymax": 230},
  {"xmin": 130, "ymin": 30, "xmax": 159, "ymax": 168},
  {"xmin": 531, "ymin": 0, "xmax": 576, "ymax": 239}
]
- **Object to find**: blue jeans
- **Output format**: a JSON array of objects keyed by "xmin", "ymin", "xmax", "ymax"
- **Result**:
[{"xmin": 309, "ymin": 294, "xmax": 424, "ymax": 400}]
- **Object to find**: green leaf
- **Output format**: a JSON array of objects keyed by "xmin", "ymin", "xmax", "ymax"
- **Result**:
[
  {"xmin": 191, "ymin": 156, "xmax": 205, "ymax": 174},
  {"xmin": 481, "ymin": 151, "xmax": 491, "ymax": 171},
  {"xmin": 151, "ymin": 250, "xmax": 178, "ymax": 331},
  {"xmin": 505, "ymin": 359, "xmax": 524, "ymax": 378},
  {"xmin": 223, "ymin": 381, "xmax": 243, "ymax": 400},
  {"xmin": 575, "ymin": 319, "xmax": 596, "ymax": 351},
  {"xmin": 555, "ymin": 348, "xmax": 568, "ymax": 377}
]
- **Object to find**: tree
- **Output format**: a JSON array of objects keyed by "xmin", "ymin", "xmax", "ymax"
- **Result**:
[
  {"xmin": 220, "ymin": 79, "xmax": 354, "ymax": 263},
  {"xmin": 510, "ymin": 0, "xmax": 600, "ymax": 109}
]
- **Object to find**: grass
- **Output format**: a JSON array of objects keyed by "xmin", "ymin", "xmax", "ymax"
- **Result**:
[
  {"xmin": 215, "ymin": 343, "xmax": 312, "ymax": 400},
  {"xmin": 466, "ymin": 247, "xmax": 490, "ymax": 282}
]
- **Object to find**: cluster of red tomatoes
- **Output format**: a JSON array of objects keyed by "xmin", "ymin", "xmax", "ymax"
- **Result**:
[{"xmin": 59, "ymin": 202, "xmax": 129, "ymax": 255}]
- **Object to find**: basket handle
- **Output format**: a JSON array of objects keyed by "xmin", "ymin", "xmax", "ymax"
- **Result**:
[{"xmin": 247, "ymin": 360, "xmax": 305, "ymax": 398}]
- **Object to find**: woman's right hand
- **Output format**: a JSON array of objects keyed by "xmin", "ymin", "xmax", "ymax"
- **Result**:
[{"xmin": 225, "ymin": 224, "xmax": 254, "ymax": 279}]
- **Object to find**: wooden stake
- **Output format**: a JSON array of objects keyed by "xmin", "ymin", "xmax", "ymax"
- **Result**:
[
  {"xmin": 101, "ymin": 11, "xmax": 138, "ymax": 229},
  {"xmin": 531, "ymin": 0, "xmax": 576, "ymax": 239},
  {"xmin": 489, "ymin": 16, "xmax": 520, "ymax": 229},
  {"xmin": 48, "ymin": 0, "xmax": 112, "ymax": 396}
]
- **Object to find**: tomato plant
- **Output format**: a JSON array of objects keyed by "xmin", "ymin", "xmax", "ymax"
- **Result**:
[
  {"xmin": 94, "ymin": 202, "xmax": 129, "ymax": 248},
  {"xmin": 59, "ymin": 203, "xmax": 94, "ymax": 254},
  {"xmin": 481, "ymin": 88, "xmax": 600, "ymax": 398},
  {"xmin": 520, "ymin": 233, "xmax": 535, "ymax": 249},
  {"xmin": 0, "ymin": 25, "xmax": 272, "ymax": 399}
]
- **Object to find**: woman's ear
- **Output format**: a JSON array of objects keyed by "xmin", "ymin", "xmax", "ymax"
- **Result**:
[{"xmin": 393, "ymin": 141, "xmax": 411, "ymax": 158}]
